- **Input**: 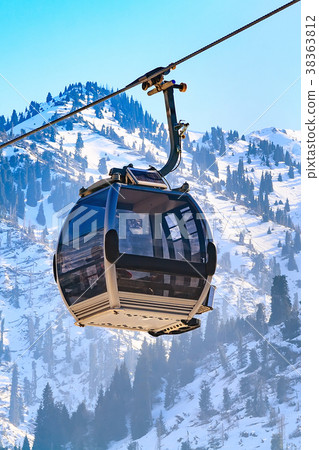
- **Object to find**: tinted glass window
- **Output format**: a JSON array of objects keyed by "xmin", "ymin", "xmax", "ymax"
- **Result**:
[
  {"xmin": 57, "ymin": 189, "xmax": 108, "ymax": 305},
  {"xmin": 116, "ymin": 269, "xmax": 205, "ymax": 300},
  {"xmin": 115, "ymin": 187, "xmax": 206, "ymax": 262},
  {"xmin": 115, "ymin": 187, "xmax": 206, "ymax": 299}
]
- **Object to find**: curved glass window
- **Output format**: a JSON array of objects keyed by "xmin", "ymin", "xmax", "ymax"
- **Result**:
[
  {"xmin": 115, "ymin": 187, "xmax": 207, "ymax": 261},
  {"xmin": 115, "ymin": 187, "xmax": 207, "ymax": 299},
  {"xmin": 57, "ymin": 189, "xmax": 108, "ymax": 305}
]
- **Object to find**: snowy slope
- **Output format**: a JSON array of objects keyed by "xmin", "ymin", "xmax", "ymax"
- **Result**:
[{"xmin": 0, "ymin": 86, "xmax": 300, "ymax": 449}]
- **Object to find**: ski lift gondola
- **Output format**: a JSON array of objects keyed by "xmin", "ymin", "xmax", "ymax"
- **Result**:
[
  {"xmin": 0, "ymin": 0, "xmax": 299, "ymax": 334},
  {"xmin": 54, "ymin": 70, "xmax": 217, "ymax": 336}
]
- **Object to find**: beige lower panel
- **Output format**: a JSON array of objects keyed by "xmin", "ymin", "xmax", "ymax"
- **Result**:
[
  {"xmin": 80, "ymin": 309, "xmax": 180, "ymax": 332},
  {"xmin": 70, "ymin": 292, "xmax": 111, "ymax": 322},
  {"xmin": 74, "ymin": 291, "xmax": 198, "ymax": 331}
]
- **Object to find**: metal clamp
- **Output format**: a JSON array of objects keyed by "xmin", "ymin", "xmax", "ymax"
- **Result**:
[
  {"xmin": 175, "ymin": 120, "xmax": 189, "ymax": 139},
  {"xmin": 141, "ymin": 74, "xmax": 188, "ymax": 176}
]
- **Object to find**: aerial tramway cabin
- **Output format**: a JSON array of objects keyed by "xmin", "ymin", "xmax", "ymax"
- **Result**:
[{"xmin": 54, "ymin": 167, "xmax": 216, "ymax": 336}]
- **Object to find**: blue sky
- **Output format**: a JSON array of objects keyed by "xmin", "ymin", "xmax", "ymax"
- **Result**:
[{"xmin": 0, "ymin": 0, "xmax": 300, "ymax": 134}]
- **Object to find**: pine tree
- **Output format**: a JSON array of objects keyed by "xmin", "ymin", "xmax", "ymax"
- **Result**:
[
  {"xmin": 17, "ymin": 188, "xmax": 25, "ymax": 219},
  {"xmin": 276, "ymin": 377, "xmax": 288, "ymax": 403},
  {"xmin": 252, "ymin": 382, "xmax": 268, "ymax": 417},
  {"xmin": 202, "ymin": 131, "xmax": 210, "ymax": 143},
  {"xmin": 10, "ymin": 274, "xmax": 20, "ymax": 308},
  {"xmin": 9, "ymin": 364, "xmax": 22, "ymax": 426},
  {"xmin": 188, "ymin": 327, "xmax": 204, "ymax": 363},
  {"xmin": 282, "ymin": 313, "xmax": 301, "ymax": 340},
  {"xmin": 94, "ymin": 104, "xmax": 103, "ymax": 119},
  {"xmin": 259, "ymin": 341, "xmax": 271, "ymax": 378},
  {"xmin": 287, "ymin": 251, "xmax": 298, "ymax": 271},
  {"xmin": 181, "ymin": 437, "xmax": 193, "ymax": 450},
  {"xmin": 65, "ymin": 120, "xmax": 73, "ymax": 131},
  {"xmin": 33, "ymin": 384, "xmax": 58, "ymax": 450},
  {"xmin": 55, "ymin": 402, "xmax": 71, "ymax": 448},
  {"xmin": 156, "ymin": 410, "xmax": 167, "ymax": 449},
  {"xmin": 204, "ymin": 307, "xmax": 220, "ymax": 352},
  {"xmin": 284, "ymin": 151, "xmax": 292, "ymax": 166},
  {"xmin": 238, "ymin": 158, "xmax": 244, "ymax": 179},
  {"xmin": 269, "ymin": 276, "xmax": 292, "ymax": 325},
  {"xmin": 218, "ymin": 344, "xmax": 231, "ymax": 374},
  {"xmin": 76, "ymin": 132, "xmax": 84, "ymax": 152},
  {"xmin": 92, "ymin": 388, "xmax": 109, "ymax": 448},
  {"xmin": 36, "ymin": 203, "xmax": 46, "ymax": 226},
  {"xmin": 246, "ymin": 349, "xmax": 259, "ymax": 373},
  {"xmin": 223, "ymin": 387, "xmax": 231, "ymax": 411},
  {"xmin": 35, "ymin": 180, "xmax": 41, "ymax": 202},
  {"xmin": 41, "ymin": 226, "xmax": 48, "ymax": 242},
  {"xmin": 164, "ymin": 374, "xmax": 178, "ymax": 410},
  {"xmin": 219, "ymin": 132, "xmax": 226, "ymax": 156},
  {"xmin": 271, "ymin": 432, "xmax": 283, "ymax": 450},
  {"xmin": 164, "ymin": 339, "xmax": 181, "ymax": 409},
  {"xmin": 31, "ymin": 361, "xmax": 37, "ymax": 402},
  {"xmin": 0, "ymin": 114, "xmax": 6, "ymax": 132},
  {"xmin": 237, "ymin": 334, "xmax": 248, "ymax": 369},
  {"xmin": 255, "ymin": 303, "xmax": 268, "ymax": 337},
  {"xmin": 148, "ymin": 339, "xmax": 167, "ymax": 395},
  {"xmin": 179, "ymin": 357, "xmax": 196, "ymax": 387},
  {"xmin": 46, "ymin": 92, "xmax": 53, "ymax": 103},
  {"xmin": 26, "ymin": 169, "xmax": 37, "ymax": 207},
  {"xmin": 43, "ymin": 325, "xmax": 54, "ymax": 375},
  {"xmin": 98, "ymin": 156, "xmax": 107, "ymax": 174},
  {"xmin": 22, "ymin": 436, "xmax": 31, "ymax": 450},
  {"xmin": 23, "ymin": 378, "xmax": 33, "ymax": 407},
  {"xmin": 107, "ymin": 366, "xmax": 128, "ymax": 441},
  {"xmin": 49, "ymin": 127, "xmax": 56, "ymax": 142},
  {"xmin": 288, "ymin": 165, "xmax": 294, "ymax": 179},
  {"xmin": 41, "ymin": 165, "xmax": 51, "ymax": 191},
  {"xmin": 3, "ymin": 345, "xmax": 11, "ymax": 362},
  {"xmin": 199, "ymin": 380, "xmax": 212, "ymax": 420},
  {"xmin": 284, "ymin": 198, "xmax": 290, "ymax": 212},
  {"xmin": 32, "ymin": 383, "xmax": 70, "ymax": 450},
  {"xmin": 119, "ymin": 362, "xmax": 132, "ymax": 409},
  {"xmin": 70, "ymin": 402, "xmax": 90, "ymax": 449},
  {"xmin": 11, "ymin": 109, "xmax": 19, "ymax": 127},
  {"xmin": 285, "ymin": 230, "xmax": 291, "ymax": 246},
  {"xmin": 130, "ymin": 343, "xmax": 152, "ymax": 440},
  {"xmin": 191, "ymin": 156, "xmax": 199, "ymax": 178},
  {"xmin": 293, "ymin": 230, "xmax": 301, "ymax": 253}
]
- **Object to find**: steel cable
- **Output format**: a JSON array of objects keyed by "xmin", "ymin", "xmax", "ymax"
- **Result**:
[{"xmin": 0, "ymin": 0, "xmax": 300, "ymax": 151}]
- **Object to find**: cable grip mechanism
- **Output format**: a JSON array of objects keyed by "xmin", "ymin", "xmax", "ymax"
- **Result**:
[
  {"xmin": 175, "ymin": 121, "xmax": 189, "ymax": 139},
  {"xmin": 142, "ymin": 71, "xmax": 188, "ymax": 176}
]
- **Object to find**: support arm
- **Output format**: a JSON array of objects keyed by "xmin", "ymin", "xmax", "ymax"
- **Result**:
[{"xmin": 160, "ymin": 86, "xmax": 181, "ymax": 177}]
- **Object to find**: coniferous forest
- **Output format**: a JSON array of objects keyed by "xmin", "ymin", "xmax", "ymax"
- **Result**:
[
  {"xmin": 4, "ymin": 274, "xmax": 296, "ymax": 450},
  {"xmin": 0, "ymin": 82, "xmax": 301, "ymax": 449}
]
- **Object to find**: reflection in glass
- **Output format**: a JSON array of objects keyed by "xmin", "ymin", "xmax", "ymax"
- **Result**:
[
  {"xmin": 57, "ymin": 189, "xmax": 108, "ymax": 305},
  {"xmin": 116, "ymin": 187, "xmax": 207, "ymax": 299}
]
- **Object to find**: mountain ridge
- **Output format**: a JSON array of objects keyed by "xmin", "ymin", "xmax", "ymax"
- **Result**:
[{"xmin": 0, "ymin": 82, "xmax": 300, "ymax": 449}]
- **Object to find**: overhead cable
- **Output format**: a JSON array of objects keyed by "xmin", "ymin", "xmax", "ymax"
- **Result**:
[{"xmin": 0, "ymin": 0, "xmax": 300, "ymax": 150}]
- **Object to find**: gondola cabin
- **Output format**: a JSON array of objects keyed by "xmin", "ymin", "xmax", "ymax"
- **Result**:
[
  {"xmin": 54, "ymin": 76, "xmax": 217, "ymax": 336},
  {"xmin": 54, "ymin": 168, "xmax": 216, "ymax": 336},
  {"xmin": 1, "ymin": 2, "xmax": 299, "ymax": 334}
]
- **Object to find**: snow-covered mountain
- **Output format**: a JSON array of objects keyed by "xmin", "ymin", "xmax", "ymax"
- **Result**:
[{"xmin": 0, "ymin": 83, "xmax": 300, "ymax": 449}]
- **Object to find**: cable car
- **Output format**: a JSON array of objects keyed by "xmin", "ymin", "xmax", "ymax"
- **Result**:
[
  {"xmin": 53, "ymin": 69, "xmax": 217, "ymax": 336},
  {"xmin": 0, "ymin": 2, "xmax": 298, "ymax": 336}
]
